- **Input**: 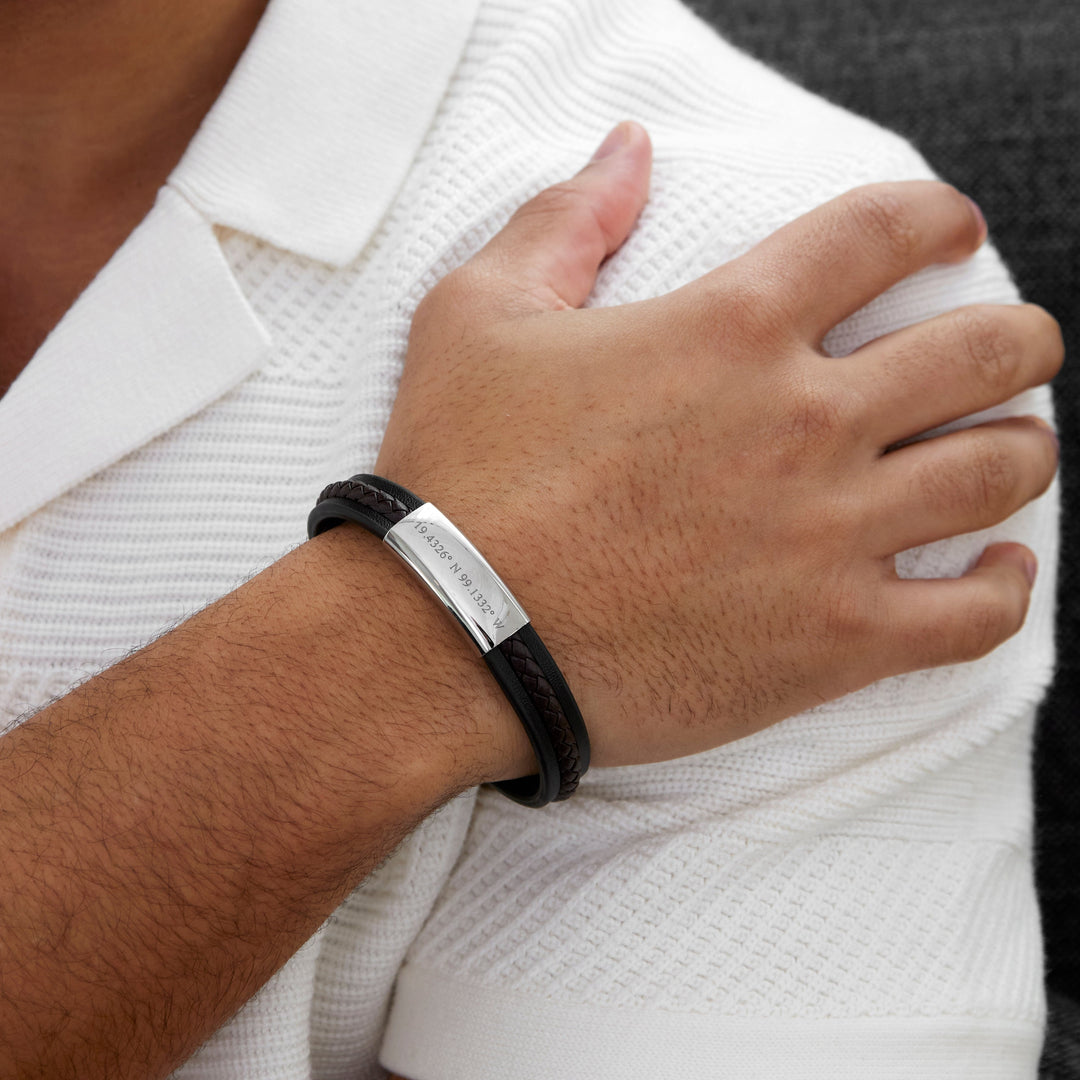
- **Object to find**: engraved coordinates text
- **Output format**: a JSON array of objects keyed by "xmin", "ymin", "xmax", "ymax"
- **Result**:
[{"xmin": 407, "ymin": 519, "xmax": 507, "ymax": 630}]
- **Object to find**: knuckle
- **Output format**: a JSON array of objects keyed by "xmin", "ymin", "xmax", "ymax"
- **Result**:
[
  {"xmin": 516, "ymin": 182, "xmax": 603, "ymax": 250},
  {"xmin": 954, "ymin": 305, "xmax": 1020, "ymax": 394},
  {"xmin": 526, "ymin": 181, "xmax": 588, "ymax": 217},
  {"xmin": 845, "ymin": 185, "xmax": 920, "ymax": 266},
  {"xmin": 820, "ymin": 577, "xmax": 874, "ymax": 650},
  {"xmin": 917, "ymin": 432, "xmax": 1019, "ymax": 520},
  {"xmin": 774, "ymin": 371, "xmax": 854, "ymax": 454},
  {"xmin": 704, "ymin": 273, "xmax": 790, "ymax": 349},
  {"xmin": 967, "ymin": 434, "xmax": 1021, "ymax": 513}
]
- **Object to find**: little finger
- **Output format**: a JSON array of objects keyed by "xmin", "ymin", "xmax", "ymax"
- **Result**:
[{"xmin": 878, "ymin": 542, "xmax": 1036, "ymax": 672}]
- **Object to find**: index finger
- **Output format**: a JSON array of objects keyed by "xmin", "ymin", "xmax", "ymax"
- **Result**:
[{"xmin": 720, "ymin": 181, "xmax": 987, "ymax": 345}]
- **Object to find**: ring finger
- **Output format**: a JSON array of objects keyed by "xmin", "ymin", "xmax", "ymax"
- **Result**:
[
  {"xmin": 840, "ymin": 302, "xmax": 1063, "ymax": 451},
  {"xmin": 867, "ymin": 416, "xmax": 1058, "ymax": 555}
]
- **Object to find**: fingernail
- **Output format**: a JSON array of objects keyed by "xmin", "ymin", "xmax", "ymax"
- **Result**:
[
  {"xmin": 590, "ymin": 122, "xmax": 631, "ymax": 163},
  {"xmin": 1023, "ymin": 552, "xmax": 1038, "ymax": 587},
  {"xmin": 965, "ymin": 195, "xmax": 988, "ymax": 244}
]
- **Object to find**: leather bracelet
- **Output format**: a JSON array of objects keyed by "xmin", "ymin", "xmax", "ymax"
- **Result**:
[{"xmin": 307, "ymin": 474, "xmax": 589, "ymax": 807}]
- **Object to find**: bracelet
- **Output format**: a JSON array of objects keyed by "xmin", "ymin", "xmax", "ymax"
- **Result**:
[{"xmin": 307, "ymin": 474, "xmax": 589, "ymax": 807}]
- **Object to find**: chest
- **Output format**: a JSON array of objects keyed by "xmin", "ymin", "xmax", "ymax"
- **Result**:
[{"xmin": 0, "ymin": 209, "xmax": 150, "ymax": 396}]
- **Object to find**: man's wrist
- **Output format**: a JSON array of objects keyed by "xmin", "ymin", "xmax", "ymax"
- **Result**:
[
  {"xmin": 307, "ymin": 474, "xmax": 589, "ymax": 806},
  {"xmin": 295, "ymin": 521, "xmax": 537, "ymax": 807}
]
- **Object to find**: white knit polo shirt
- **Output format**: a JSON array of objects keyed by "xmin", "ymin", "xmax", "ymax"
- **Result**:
[{"xmin": 0, "ymin": 0, "xmax": 1056, "ymax": 1077}]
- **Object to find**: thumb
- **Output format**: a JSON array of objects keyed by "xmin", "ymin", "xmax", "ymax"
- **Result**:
[{"xmin": 470, "ymin": 121, "xmax": 652, "ymax": 315}]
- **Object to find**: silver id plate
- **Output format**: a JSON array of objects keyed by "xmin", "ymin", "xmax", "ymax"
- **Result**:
[{"xmin": 384, "ymin": 504, "xmax": 529, "ymax": 653}]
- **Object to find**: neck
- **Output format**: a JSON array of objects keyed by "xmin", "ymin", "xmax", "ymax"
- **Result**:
[
  {"xmin": 0, "ymin": 0, "xmax": 268, "ymax": 394},
  {"xmin": 0, "ymin": 0, "xmax": 267, "ymax": 217}
]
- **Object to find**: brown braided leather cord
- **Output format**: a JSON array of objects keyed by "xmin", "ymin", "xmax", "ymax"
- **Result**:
[
  {"xmin": 317, "ymin": 478, "xmax": 412, "ymax": 527},
  {"xmin": 497, "ymin": 635, "xmax": 581, "ymax": 800}
]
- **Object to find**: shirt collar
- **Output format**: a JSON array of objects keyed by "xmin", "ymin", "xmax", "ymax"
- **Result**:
[
  {"xmin": 0, "ymin": 0, "xmax": 478, "ymax": 531},
  {"xmin": 169, "ymin": 0, "xmax": 480, "ymax": 266},
  {"xmin": 0, "ymin": 188, "xmax": 272, "ymax": 534}
]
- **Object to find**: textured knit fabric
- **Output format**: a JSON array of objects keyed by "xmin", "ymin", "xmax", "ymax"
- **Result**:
[
  {"xmin": 688, "ymin": 7, "xmax": 1080, "ymax": 1073},
  {"xmin": 694, "ymin": 0, "xmax": 1080, "ymax": 1022},
  {"xmin": 0, "ymin": 0, "xmax": 1058, "ymax": 1078}
]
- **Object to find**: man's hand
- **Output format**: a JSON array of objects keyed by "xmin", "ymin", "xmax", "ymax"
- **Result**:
[
  {"xmin": 0, "ymin": 122, "xmax": 1060, "ymax": 1079},
  {"xmin": 378, "ymin": 120, "xmax": 1061, "ymax": 768}
]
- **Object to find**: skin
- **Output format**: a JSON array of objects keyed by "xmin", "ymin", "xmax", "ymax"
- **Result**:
[
  {"xmin": 0, "ymin": 3, "xmax": 1063, "ymax": 1078},
  {"xmin": 0, "ymin": 0, "xmax": 269, "ymax": 394},
  {"xmin": 379, "ymin": 126, "xmax": 1061, "ymax": 767}
]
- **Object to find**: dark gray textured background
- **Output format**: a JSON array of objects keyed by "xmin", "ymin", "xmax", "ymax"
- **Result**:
[{"xmin": 688, "ymin": 0, "xmax": 1079, "ymax": 1072}]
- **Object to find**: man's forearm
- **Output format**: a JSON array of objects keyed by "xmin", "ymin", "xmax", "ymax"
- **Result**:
[{"xmin": 0, "ymin": 523, "xmax": 528, "ymax": 1080}]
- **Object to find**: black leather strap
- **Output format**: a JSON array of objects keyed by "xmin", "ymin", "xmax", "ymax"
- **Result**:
[{"xmin": 308, "ymin": 474, "xmax": 589, "ymax": 807}]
